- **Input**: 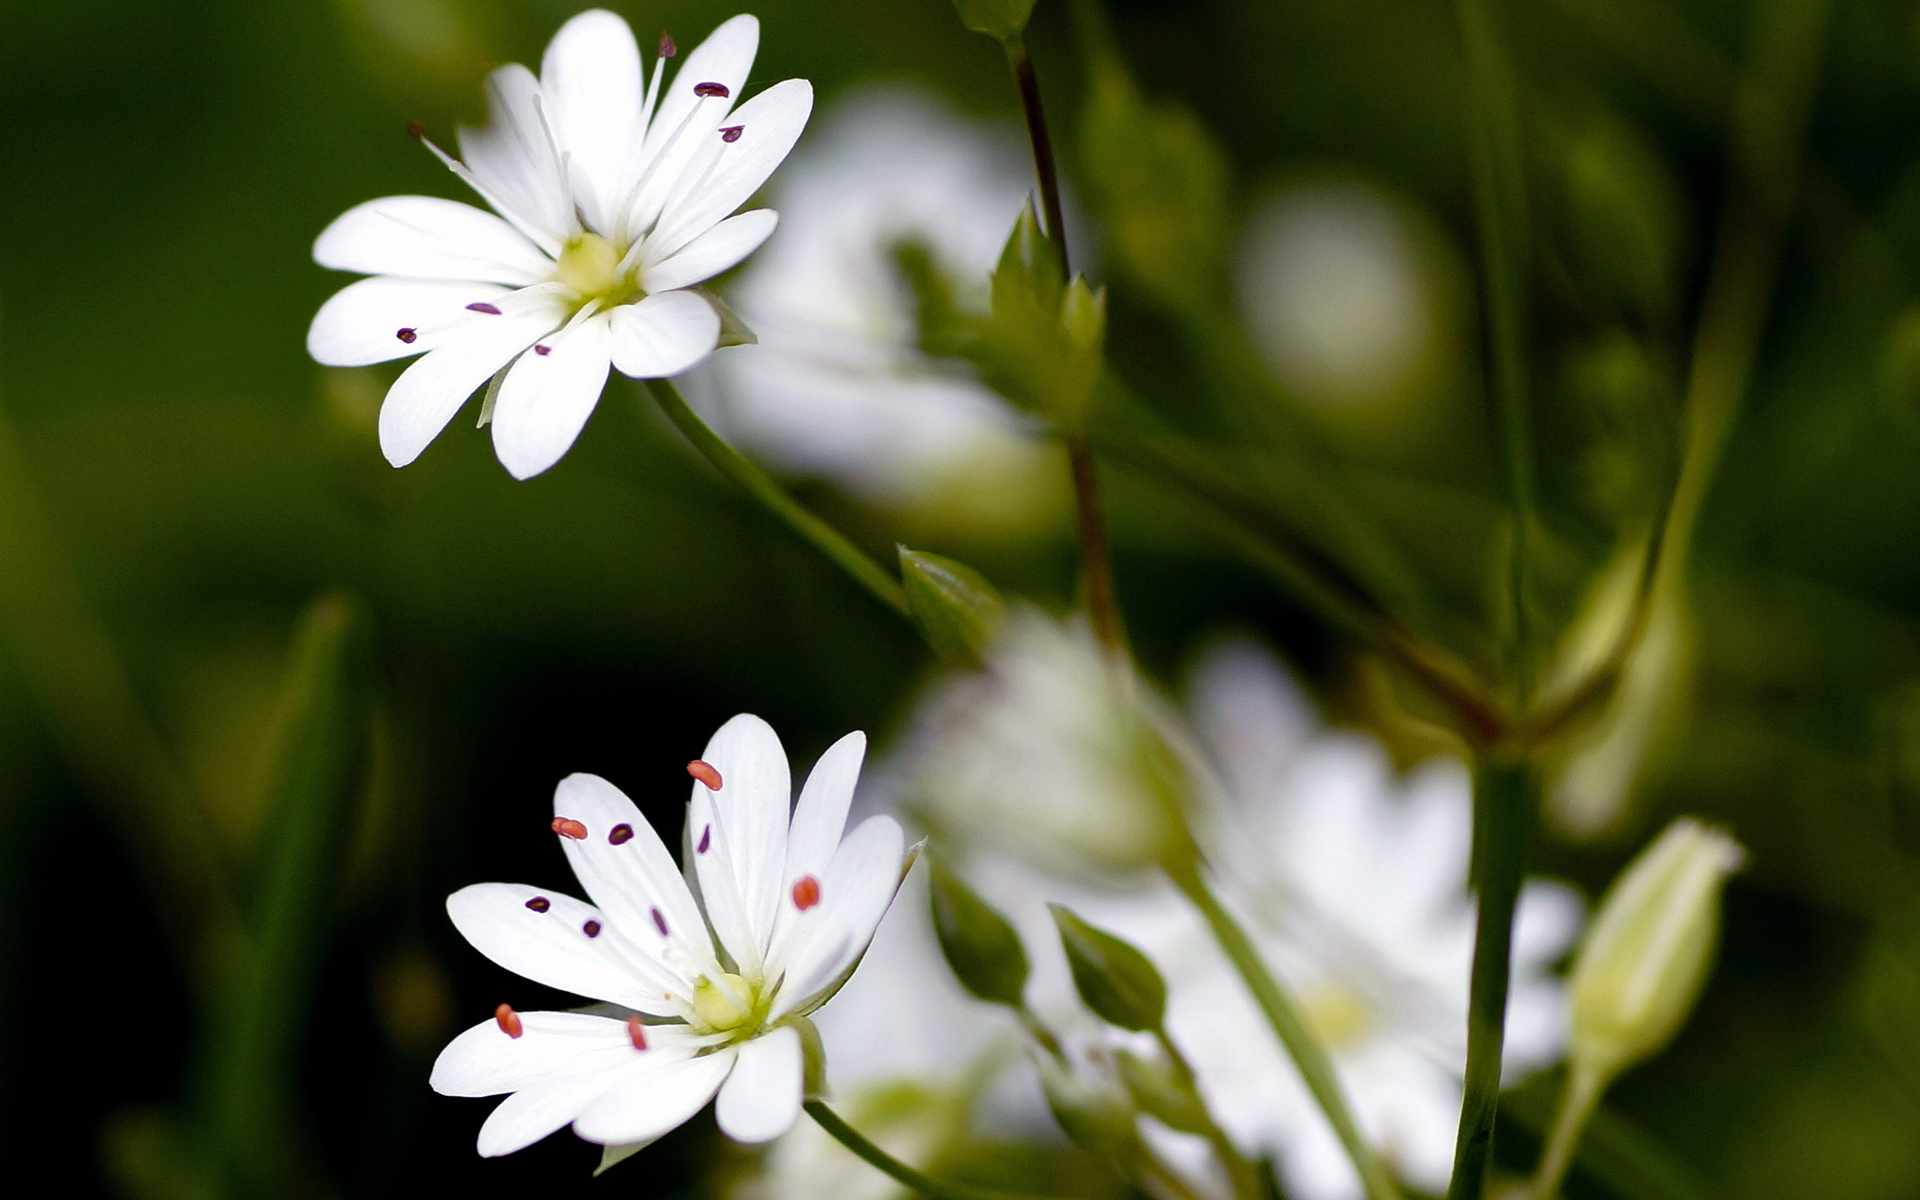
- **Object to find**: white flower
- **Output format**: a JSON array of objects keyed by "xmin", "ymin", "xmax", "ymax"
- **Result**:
[
  {"xmin": 308, "ymin": 9, "xmax": 813, "ymax": 479},
  {"xmin": 429, "ymin": 714, "xmax": 911, "ymax": 1166},
  {"xmin": 703, "ymin": 89, "xmax": 1059, "ymax": 526}
]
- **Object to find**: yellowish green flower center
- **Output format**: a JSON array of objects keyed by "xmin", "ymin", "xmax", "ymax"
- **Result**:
[
  {"xmin": 555, "ymin": 233, "xmax": 642, "ymax": 309},
  {"xmin": 691, "ymin": 971, "xmax": 766, "ymax": 1035},
  {"xmin": 1302, "ymin": 986, "xmax": 1375, "ymax": 1049}
]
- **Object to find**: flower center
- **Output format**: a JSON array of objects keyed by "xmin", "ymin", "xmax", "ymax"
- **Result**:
[
  {"xmin": 1302, "ymin": 986, "xmax": 1375, "ymax": 1050},
  {"xmin": 555, "ymin": 233, "xmax": 641, "ymax": 308},
  {"xmin": 691, "ymin": 972, "xmax": 762, "ymax": 1034}
]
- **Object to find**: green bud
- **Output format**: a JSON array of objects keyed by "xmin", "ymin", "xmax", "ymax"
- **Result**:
[
  {"xmin": 1569, "ymin": 817, "xmax": 1744, "ymax": 1082},
  {"xmin": 1036, "ymin": 1054, "xmax": 1138, "ymax": 1160},
  {"xmin": 898, "ymin": 547, "xmax": 1008, "ymax": 669},
  {"xmin": 1051, "ymin": 904, "xmax": 1167, "ymax": 1031},
  {"xmin": 991, "ymin": 200, "xmax": 1065, "ymax": 322},
  {"xmin": 948, "ymin": 0, "xmax": 1036, "ymax": 41},
  {"xmin": 928, "ymin": 857, "xmax": 1030, "ymax": 1007},
  {"xmin": 1113, "ymin": 1048, "xmax": 1210, "ymax": 1135}
]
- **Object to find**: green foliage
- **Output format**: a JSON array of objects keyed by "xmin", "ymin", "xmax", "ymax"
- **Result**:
[
  {"xmin": 928, "ymin": 857, "xmax": 1031, "ymax": 1008},
  {"xmin": 1077, "ymin": 59, "xmax": 1229, "ymax": 312},
  {"xmin": 1050, "ymin": 903, "xmax": 1167, "ymax": 1031},
  {"xmin": 1113, "ymin": 1049, "xmax": 1210, "ymax": 1136},
  {"xmin": 899, "ymin": 546, "xmax": 1008, "ymax": 668}
]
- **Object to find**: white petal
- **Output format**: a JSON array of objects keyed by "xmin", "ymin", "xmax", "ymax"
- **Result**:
[
  {"xmin": 308, "ymin": 277, "xmax": 511, "ymax": 366},
  {"xmin": 431, "ymin": 1010, "xmax": 643, "ymax": 1097},
  {"xmin": 785, "ymin": 731, "xmax": 865, "ymax": 884},
  {"xmin": 313, "ymin": 195, "xmax": 552, "ymax": 285},
  {"xmin": 570, "ymin": 1046, "xmax": 737, "ymax": 1145},
  {"xmin": 772, "ymin": 813, "xmax": 907, "ymax": 1018},
  {"xmin": 643, "ymin": 15, "xmax": 758, "ymax": 161},
  {"xmin": 457, "ymin": 64, "xmax": 574, "ymax": 244},
  {"xmin": 379, "ymin": 298, "xmax": 565, "ymax": 468},
  {"xmin": 650, "ymin": 80, "xmax": 813, "ymax": 259},
  {"xmin": 688, "ymin": 714, "xmax": 792, "ymax": 973},
  {"xmin": 553, "ymin": 773, "xmax": 717, "ymax": 981},
  {"xmin": 715, "ymin": 1025, "xmax": 802, "ymax": 1142},
  {"xmin": 444, "ymin": 883, "xmax": 678, "ymax": 1013},
  {"xmin": 541, "ymin": 9, "xmax": 644, "ymax": 234},
  {"xmin": 642, "ymin": 210, "xmax": 779, "ymax": 294},
  {"xmin": 489, "ymin": 311, "xmax": 613, "ymax": 479},
  {"xmin": 608, "ymin": 292, "xmax": 721, "ymax": 379}
]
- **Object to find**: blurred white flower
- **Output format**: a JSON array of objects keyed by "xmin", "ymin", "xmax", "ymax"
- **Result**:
[
  {"xmin": 705, "ymin": 89, "xmax": 1061, "ymax": 527},
  {"xmin": 308, "ymin": 10, "xmax": 811, "ymax": 478},
  {"xmin": 430, "ymin": 715, "xmax": 911, "ymax": 1168},
  {"xmin": 1235, "ymin": 182, "xmax": 1444, "ymax": 412},
  {"xmin": 1140, "ymin": 640, "xmax": 1582, "ymax": 1200}
]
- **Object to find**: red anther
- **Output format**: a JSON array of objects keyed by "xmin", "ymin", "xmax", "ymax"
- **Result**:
[
  {"xmin": 658, "ymin": 32, "xmax": 677, "ymax": 58},
  {"xmin": 791, "ymin": 875, "xmax": 821, "ymax": 911},
  {"xmin": 466, "ymin": 302, "xmax": 501, "ymax": 314},
  {"xmin": 697, "ymin": 825, "xmax": 711, "ymax": 854},
  {"xmin": 609, "ymin": 823, "xmax": 634, "ymax": 845},
  {"xmin": 583, "ymin": 919, "xmax": 603, "ymax": 938},
  {"xmin": 495, "ymin": 1003, "xmax": 524, "ymax": 1038},
  {"xmin": 406, "ymin": 119, "xmax": 427, "ymax": 141},
  {"xmin": 533, "ymin": 344, "xmax": 552, "ymax": 356},
  {"xmin": 651, "ymin": 907, "xmax": 669, "ymax": 936},
  {"xmin": 525, "ymin": 896, "xmax": 551, "ymax": 913},
  {"xmin": 720, "ymin": 125, "xmax": 744, "ymax": 143},
  {"xmin": 687, "ymin": 760, "xmax": 723, "ymax": 790},
  {"xmin": 693, "ymin": 82, "xmax": 730, "ymax": 98},
  {"xmin": 627, "ymin": 1015, "xmax": 649, "ymax": 1050},
  {"xmin": 551, "ymin": 817, "xmax": 589, "ymax": 840},
  {"xmin": 395, "ymin": 327, "xmax": 418, "ymax": 343}
]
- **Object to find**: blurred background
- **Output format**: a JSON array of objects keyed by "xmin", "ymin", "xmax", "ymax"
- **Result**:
[{"xmin": 6, "ymin": 0, "xmax": 1920, "ymax": 1196}]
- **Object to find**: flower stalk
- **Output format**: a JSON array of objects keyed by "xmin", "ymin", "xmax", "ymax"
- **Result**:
[
  {"xmin": 805, "ymin": 1100, "xmax": 1066, "ymax": 1200},
  {"xmin": 1171, "ymin": 865, "xmax": 1404, "ymax": 1200},
  {"xmin": 642, "ymin": 378, "xmax": 910, "ymax": 619}
]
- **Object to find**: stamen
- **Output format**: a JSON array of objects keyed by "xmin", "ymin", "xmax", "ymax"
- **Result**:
[
  {"xmin": 609, "ymin": 823, "xmax": 635, "ymax": 845},
  {"xmin": 406, "ymin": 119, "xmax": 427, "ymax": 141},
  {"xmin": 792, "ymin": 875, "xmax": 821, "ymax": 911},
  {"xmin": 658, "ymin": 32, "xmax": 676, "ymax": 58},
  {"xmin": 495, "ymin": 1003, "xmax": 524, "ymax": 1038},
  {"xmin": 583, "ymin": 919, "xmax": 603, "ymax": 938},
  {"xmin": 395, "ymin": 328, "xmax": 418, "ymax": 344},
  {"xmin": 525, "ymin": 896, "xmax": 551, "ymax": 913},
  {"xmin": 533, "ymin": 344, "xmax": 552, "ymax": 356},
  {"xmin": 720, "ymin": 125, "xmax": 743, "ymax": 143},
  {"xmin": 627, "ymin": 1015, "xmax": 649, "ymax": 1050},
  {"xmin": 466, "ymin": 302, "xmax": 502, "ymax": 314},
  {"xmin": 697, "ymin": 825, "xmax": 711, "ymax": 853},
  {"xmin": 551, "ymin": 817, "xmax": 588, "ymax": 839},
  {"xmin": 652, "ymin": 907, "xmax": 669, "ymax": 936},
  {"xmin": 693, "ymin": 82, "xmax": 730, "ymax": 98},
  {"xmin": 687, "ymin": 760, "xmax": 723, "ymax": 790}
]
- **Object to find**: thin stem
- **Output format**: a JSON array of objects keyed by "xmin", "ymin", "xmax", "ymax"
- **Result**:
[
  {"xmin": 1003, "ymin": 34, "xmax": 1071, "ymax": 279},
  {"xmin": 1454, "ymin": 0, "xmax": 1537, "ymax": 706},
  {"xmin": 1153, "ymin": 1028, "xmax": 1267, "ymax": 1200},
  {"xmin": 1526, "ymin": 1064, "xmax": 1606, "ymax": 1200},
  {"xmin": 1066, "ymin": 434, "xmax": 1126, "ymax": 654},
  {"xmin": 806, "ymin": 1100, "xmax": 1070, "ymax": 1200},
  {"xmin": 1446, "ymin": 757, "xmax": 1534, "ymax": 1200},
  {"xmin": 641, "ymin": 379, "xmax": 910, "ymax": 619},
  {"xmin": 1172, "ymin": 868, "xmax": 1403, "ymax": 1200}
]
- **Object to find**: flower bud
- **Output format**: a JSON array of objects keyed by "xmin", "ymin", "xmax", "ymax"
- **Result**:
[
  {"xmin": 1113, "ymin": 1048, "xmax": 1210, "ymax": 1135},
  {"xmin": 948, "ymin": 0, "xmax": 1037, "ymax": 41},
  {"xmin": 1051, "ymin": 904, "xmax": 1167, "ymax": 1032},
  {"xmin": 1036, "ymin": 1053, "xmax": 1138, "ymax": 1161},
  {"xmin": 1569, "ymin": 817, "xmax": 1744, "ymax": 1082},
  {"xmin": 899, "ymin": 547, "xmax": 1007, "ymax": 669},
  {"xmin": 927, "ymin": 857, "xmax": 1030, "ymax": 1008}
]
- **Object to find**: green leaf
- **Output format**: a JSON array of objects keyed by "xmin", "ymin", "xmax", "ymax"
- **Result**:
[
  {"xmin": 928, "ymin": 857, "xmax": 1030, "ymax": 1007},
  {"xmin": 1051, "ymin": 904, "xmax": 1167, "ymax": 1031},
  {"xmin": 898, "ymin": 547, "xmax": 1008, "ymax": 668},
  {"xmin": 948, "ymin": 0, "xmax": 1037, "ymax": 42}
]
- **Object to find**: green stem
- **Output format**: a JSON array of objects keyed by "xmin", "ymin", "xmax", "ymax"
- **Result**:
[
  {"xmin": 1454, "ymin": 0, "xmax": 1537, "ymax": 705},
  {"xmin": 1153, "ymin": 1028, "xmax": 1267, "ymax": 1200},
  {"xmin": 642, "ymin": 379, "xmax": 909, "ymax": 619},
  {"xmin": 1003, "ymin": 34, "xmax": 1071, "ymax": 279},
  {"xmin": 1172, "ymin": 868, "xmax": 1403, "ymax": 1200},
  {"xmin": 1446, "ymin": 757, "xmax": 1534, "ymax": 1200},
  {"xmin": 1526, "ymin": 1064, "xmax": 1606, "ymax": 1200},
  {"xmin": 806, "ymin": 1100, "xmax": 1070, "ymax": 1200}
]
